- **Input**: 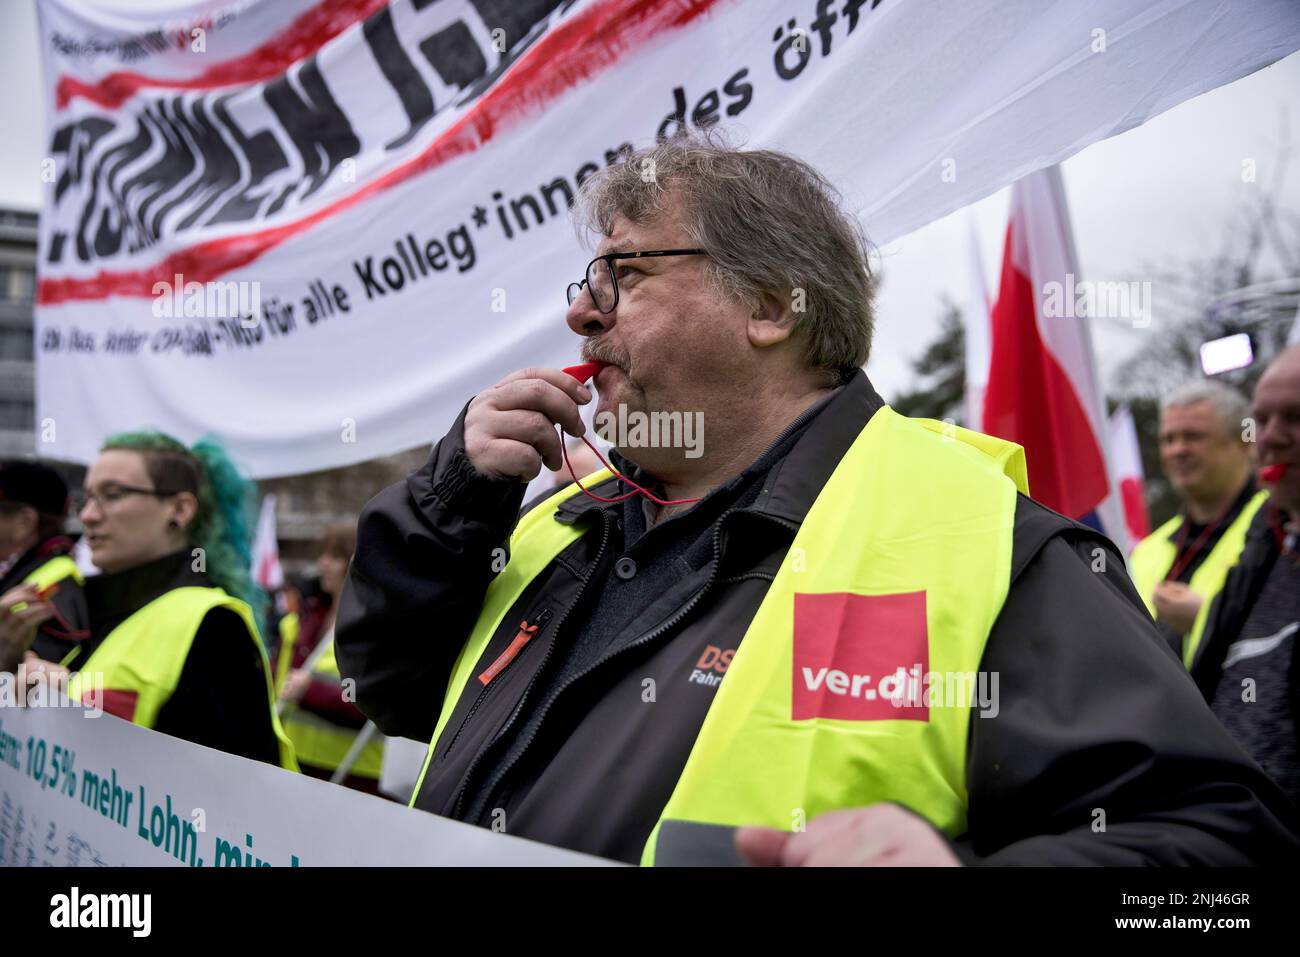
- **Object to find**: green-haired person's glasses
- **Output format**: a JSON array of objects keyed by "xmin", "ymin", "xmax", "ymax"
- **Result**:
[{"xmin": 77, "ymin": 483, "xmax": 182, "ymax": 511}]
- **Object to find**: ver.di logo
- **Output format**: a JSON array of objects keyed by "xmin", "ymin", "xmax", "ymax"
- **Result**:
[{"xmin": 792, "ymin": 591, "xmax": 930, "ymax": 722}]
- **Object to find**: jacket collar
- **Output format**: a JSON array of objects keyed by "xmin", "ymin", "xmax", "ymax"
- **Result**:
[
  {"xmin": 554, "ymin": 370, "xmax": 886, "ymax": 529},
  {"xmin": 1163, "ymin": 476, "xmax": 1260, "ymax": 543},
  {"xmin": 84, "ymin": 549, "xmax": 210, "ymax": 636}
]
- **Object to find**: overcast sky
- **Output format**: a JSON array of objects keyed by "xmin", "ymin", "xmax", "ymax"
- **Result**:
[{"xmin": 3, "ymin": 1, "xmax": 1298, "ymax": 402}]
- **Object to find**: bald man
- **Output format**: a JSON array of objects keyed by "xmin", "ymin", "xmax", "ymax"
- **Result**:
[{"xmin": 1194, "ymin": 346, "xmax": 1300, "ymax": 810}]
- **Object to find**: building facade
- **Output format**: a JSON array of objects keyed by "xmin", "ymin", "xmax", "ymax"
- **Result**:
[{"xmin": 0, "ymin": 207, "xmax": 38, "ymax": 459}]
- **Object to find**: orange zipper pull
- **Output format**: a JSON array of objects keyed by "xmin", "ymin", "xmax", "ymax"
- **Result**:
[{"xmin": 478, "ymin": 617, "xmax": 542, "ymax": 685}]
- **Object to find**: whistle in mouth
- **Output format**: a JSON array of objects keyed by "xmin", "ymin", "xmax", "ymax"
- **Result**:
[{"xmin": 562, "ymin": 361, "xmax": 607, "ymax": 384}]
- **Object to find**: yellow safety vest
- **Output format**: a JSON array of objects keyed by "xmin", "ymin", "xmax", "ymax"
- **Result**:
[
  {"xmin": 411, "ymin": 407, "xmax": 1028, "ymax": 864},
  {"xmin": 64, "ymin": 586, "xmax": 298, "ymax": 771},
  {"xmin": 282, "ymin": 634, "xmax": 385, "ymax": 779},
  {"xmin": 13, "ymin": 555, "xmax": 83, "ymax": 618},
  {"xmin": 22, "ymin": 554, "xmax": 84, "ymax": 590},
  {"xmin": 1129, "ymin": 489, "xmax": 1268, "ymax": 668}
]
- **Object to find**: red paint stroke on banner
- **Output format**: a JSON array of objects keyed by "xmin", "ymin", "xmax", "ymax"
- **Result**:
[
  {"xmin": 55, "ymin": 0, "xmax": 389, "ymax": 111},
  {"xmin": 40, "ymin": 0, "xmax": 727, "ymax": 305}
]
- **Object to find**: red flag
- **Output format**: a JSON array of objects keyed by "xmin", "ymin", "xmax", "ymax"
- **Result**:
[{"xmin": 981, "ymin": 166, "xmax": 1127, "ymax": 550}]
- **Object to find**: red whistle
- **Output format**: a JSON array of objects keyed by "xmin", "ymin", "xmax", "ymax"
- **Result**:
[
  {"xmin": 556, "ymin": 358, "xmax": 703, "ymax": 508},
  {"xmin": 562, "ymin": 361, "xmax": 607, "ymax": 384},
  {"xmin": 1260, "ymin": 463, "xmax": 1289, "ymax": 482}
]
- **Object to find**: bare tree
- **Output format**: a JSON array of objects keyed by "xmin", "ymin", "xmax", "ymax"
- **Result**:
[{"xmin": 1114, "ymin": 122, "xmax": 1300, "ymax": 401}]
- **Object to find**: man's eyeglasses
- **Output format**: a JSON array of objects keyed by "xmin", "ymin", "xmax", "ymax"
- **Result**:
[
  {"xmin": 77, "ymin": 483, "xmax": 182, "ymax": 511},
  {"xmin": 566, "ymin": 248, "xmax": 707, "ymax": 315}
]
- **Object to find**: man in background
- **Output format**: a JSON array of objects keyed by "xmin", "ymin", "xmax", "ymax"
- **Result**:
[
  {"xmin": 0, "ymin": 459, "xmax": 88, "ymax": 663},
  {"xmin": 1130, "ymin": 382, "xmax": 1266, "ymax": 665}
]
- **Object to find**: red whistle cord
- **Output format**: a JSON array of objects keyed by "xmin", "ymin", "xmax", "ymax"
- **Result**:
[
  {"xmin": 560, "ymin": 362, "xmax": 702, "ymax": 507},
  {"xmin": 17, "ymin": 607, "xmax": 91, "ymax": 646},
  {"xmin": 561, "ymin": 433, "xmax": 702, "ymax": 506},
  {"xmin": 41, "ymin": 604, "xmax": 90, "ymax": 643}
]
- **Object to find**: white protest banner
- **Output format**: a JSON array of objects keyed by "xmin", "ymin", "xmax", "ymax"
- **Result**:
[
  {"xmin": 0, "ymin": 701, "xmax": 613, "ymax": 866},
  {"xmin": 34, "ymin": 0, "xmax": 1300, "ymax": 477}
]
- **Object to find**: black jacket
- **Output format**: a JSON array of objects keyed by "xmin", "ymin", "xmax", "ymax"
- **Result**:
[
  {"xmin": 65, "ymin": 550, "xmax": 281, "ymax": 766},
  {"xmin": 337, "ymin": 372, "xmax": 1300, "ymax": 864},
  {"xmin": 1192, "ymin": 502, "xmax": 1299, "ymax": 710}
]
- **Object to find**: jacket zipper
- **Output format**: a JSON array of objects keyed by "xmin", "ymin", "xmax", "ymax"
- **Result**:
[
  {"xmin": 450, "ymin": 511, "xmax": 614, "ymax": 819},
  {"xmin": 468, "ymin": 507, "xmax": 742, "ymax": 824},
  {"xmin": 438, "ymin": 607, "xmax": 553, "ymax": 763}
]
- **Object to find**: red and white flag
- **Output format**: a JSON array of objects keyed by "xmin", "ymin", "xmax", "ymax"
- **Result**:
[
  {"xmin": 1108, "ymin": 405, "xmax": 1151, "ymax": 547},
  {"xmin": 981, "ymin": 165, "xmax": 1130, "ymax": 552},
  {"xmin": 251, "ymin": 494, "xmax": 284, "ymax": 592}
]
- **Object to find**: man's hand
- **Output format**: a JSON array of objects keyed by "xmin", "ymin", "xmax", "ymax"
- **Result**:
[
  {"xmin": 23, "ymin": 650, "xmax": 68, "ymax": 678},
  {"xmin": 735, "ymin": 804, "xmax": 961, "ymax": 867},
  {"xmin": 464, "ymin": 368, "xmax": 591, "ymax": 481},
  {"xmin": 1152, "ymin": 580, "xmax": 1204, "ymax": 636},
  {"xmin": 0, "ymin": 585, "xmax": 55, "ymax": 674}
]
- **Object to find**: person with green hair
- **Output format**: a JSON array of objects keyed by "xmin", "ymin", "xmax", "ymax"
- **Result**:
[{"xmin": 0, "ymin": 431, "xmax": 297, "ymax": 769}]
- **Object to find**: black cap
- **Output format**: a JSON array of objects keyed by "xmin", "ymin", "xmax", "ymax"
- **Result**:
[{"xmin": 0, "ymin": 460, "xmax": 70, "ymax": 516}]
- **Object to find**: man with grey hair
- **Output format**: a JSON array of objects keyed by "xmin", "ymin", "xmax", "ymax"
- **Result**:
[
  {"xmin": 1130, "ymin": 380, "xmax": 1267, "ymax": 665},
  {"xmin": 337, "ymin": 135, "xmax": 1297, "ymax": 866}
]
